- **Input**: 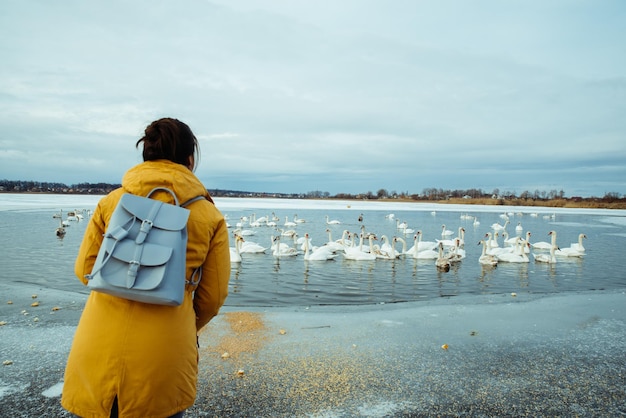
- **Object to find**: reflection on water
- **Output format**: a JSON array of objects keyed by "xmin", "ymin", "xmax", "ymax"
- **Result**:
[{"xmin": 0, "ymin": 196, "xmax": 625, "ymax": 307}]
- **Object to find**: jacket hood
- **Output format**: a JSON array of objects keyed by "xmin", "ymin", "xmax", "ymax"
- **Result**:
[{"xmin": 121, "ymin": 160, "xmax": 208, "ymax": 204}]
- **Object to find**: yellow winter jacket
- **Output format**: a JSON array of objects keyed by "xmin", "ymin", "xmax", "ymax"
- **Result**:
[{"xmin": 61, "ymin": 160, "xmax": 230, "ymax": 418}]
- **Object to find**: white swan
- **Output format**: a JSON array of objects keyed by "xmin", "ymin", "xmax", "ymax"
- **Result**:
[
  {"xmin": 478, "ymin": 240, "xmax": 498, "ymax": 266},
  {"xmin": 441, "ymin": 224, "xmax": 454, "ymax": 237},
  {"xmin": 534, "ymin": 244, "xmax": 557, "ymax": 263},
  {"xmin": 487, "ymin": 237, "xmax": 517, "ymax": 257},
  {"xmin": 406, "ymin": 234, "xmax": 439, "ymax": 259},
  {"xmin": 378, "ymin": 235, "xmax": 394, "ymax": 254},
  {"xmin": 232, "ymin": 227, "xmax": 256, "ymax": 236},
  {"xmin": 491, "ymin": 220, "xmax": 509, "ymax": 232},
  {"xmin": 406, "ymin": 231, "xmax": 437, "ymax": 254},
  {"xmin": 568, "ymin": 233, "xmax": 587, "ymax": 253},
  {"xmin": 445, "ymin": 238, "xmax": 466, "ymax": 262},
  {"xmin": 230, "ymin": 235, "xmax": 244, "ymax": 263},
  {"xmin": 270, "ymin": 234, "xmax": 292, "ymax": 253},
  {"xmin": 344, "ymin": 234, "xmax": 377, "ymax": 261},
  {"xmin": 238, "ymin": 236, "xmax": 267, "ymax": 254},
  {"xmin": 532, "ymin": 231, "xmax": 556, "ymax": 251},
  {"xmin": 266, "ymin": 219, "xmax": 277, "ymax": 227},
  {"xmin": 325, "ymin": 215, "xmax": 341, "ymax": 225},
  {"xmin": 496, "ymin": 240, "xmax": 530, "ymax": 263},
  {"xmin": 296, "ymin": 234, "xmax": 313, "ymax": 251},
  {"xmin": 394, "ymin": 237, "xmax": 407, "ymax": 256},
  {"xmin": 456, "ymin": 227, "xmax": 466, "ymax": 246},
  {"xmin": 284, "ymin": 216, "xmax": 297, "ymax": 227},
  {"xmin": 484, "ymin": 232, "xmax": 501, "ymax": 251},
  {"xmin": 323, "ymin": 228, "xmax": 348, "ymax": 252},
  {"xmin": 271, "ymin": 235, "xmax": 299, "ymax": 257},
  {"xmin": 293, "ymin": 214, "xmax": 306, "ymax": 223},
  {"xmin": 501, "ymin": 230, "xmax": 518, "ymax": 247},
  {"xmin": 249, "ymin": 213, "xmax": 263, "ymax": 227},
  {"xmin": 279, "ymin": 228, "xmax": 297, "ymax": 238},
  {"xmin": 440, "ymin": 227, "xmax": 465, "ymax": 248},
  {"xmin": 303, "ymin": 233, "xmax": 337, "ymax": 261},
  {"xmin": 375, "ymin": 236, "xmax": 402, "ymax": 259},
  {"xmin": 555, "ymin": 245, "xmax": 584, "ymax": 257},
  {"xmin": 502, "ymin": 231, "xmax": 531, "ymax": 254},
  {"xmin": 357, "ymin": 225, "xmax": 377, "ymax": 252},
  {"xmin": 59, "ymin": 209, "xmax": 70, "ymax": 226},
  {"xmin": 396, "ymin": 219, "xmax": 408, "ymax": 230},
  {"xmin": 515, "ymin": 222, "xmax": 523, "ymax": 235},
  {"xmin": 518, "ymin": 231, "xmax": 532, "ymax": 253}
]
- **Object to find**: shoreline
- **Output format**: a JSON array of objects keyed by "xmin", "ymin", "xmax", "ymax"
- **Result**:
[
  {"xmin": 1, "ymin": 282, "xmax": 625, "ymax": 416},
  {"xmin": 3, "ymin": 191, "xmax": 626, "ymax": 211}
]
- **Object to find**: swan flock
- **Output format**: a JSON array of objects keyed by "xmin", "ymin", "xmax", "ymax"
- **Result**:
[{"xmin": 226, "ymin": 211, "xmax": 587, "ymax": 271}]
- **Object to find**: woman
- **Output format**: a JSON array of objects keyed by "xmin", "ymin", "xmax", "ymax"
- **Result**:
[{"xmin": 62, "ymin": 118, "xmax": 231, "ymax": 417}]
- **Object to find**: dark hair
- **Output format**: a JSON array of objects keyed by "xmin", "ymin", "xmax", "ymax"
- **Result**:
[{"xmin": 136, "ymin": 118, "xmax": 200, "ymax": 171}]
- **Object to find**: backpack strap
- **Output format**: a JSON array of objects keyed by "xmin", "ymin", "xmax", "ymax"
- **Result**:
[
  {"xmin": 180, "ymin": 194, "xmax": 212, "ymax": 287},
  {"xmin": 181, "ymin": 195, "xmax": 207, "ymax": 207},
  {"xmin": 187, "ymin": 266, "xmax": 202, "ymax": 286}
]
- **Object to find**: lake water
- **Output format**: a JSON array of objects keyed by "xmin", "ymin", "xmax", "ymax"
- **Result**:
[{"xmin": 1, "ymin": 194, "xmax": 625, "ymax": 307}]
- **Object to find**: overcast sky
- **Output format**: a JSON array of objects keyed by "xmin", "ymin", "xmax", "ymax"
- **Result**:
[{"xmin": 1, "ymin": 0, "xmax": 625, "ymax": 197}]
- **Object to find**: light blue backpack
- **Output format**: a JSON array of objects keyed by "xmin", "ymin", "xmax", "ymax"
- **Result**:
[{"xmin": 86, "ymin": 187, "xmax": 204, "ymax": 306}]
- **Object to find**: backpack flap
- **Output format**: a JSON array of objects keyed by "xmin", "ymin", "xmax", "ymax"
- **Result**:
[{"xmin": 100, "ymin": 239, "xmax": 173, "ymax": 290}]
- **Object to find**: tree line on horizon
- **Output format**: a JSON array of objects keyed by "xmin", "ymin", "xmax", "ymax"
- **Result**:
[{"xmin": 0, "ymin": 179, "xmax": 623, "ymax": 203}]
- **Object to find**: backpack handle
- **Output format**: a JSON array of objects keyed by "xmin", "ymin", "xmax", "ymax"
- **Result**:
[
  {"xmin": 146, "ymin": 187, "xmax": 179, "ymax": 206},
  {"xmin": 146, "ymin": 187, "xmax": 211, "ymax": 207}
]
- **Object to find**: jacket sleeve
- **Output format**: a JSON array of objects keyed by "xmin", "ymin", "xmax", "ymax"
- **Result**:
[
  {"xmin": 74, "ymin": 199, "xmax": 108, "ymax": 285},
  {"xmin": 193, "ymin": 214, "xmax": 230, "ymax": 331}
]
